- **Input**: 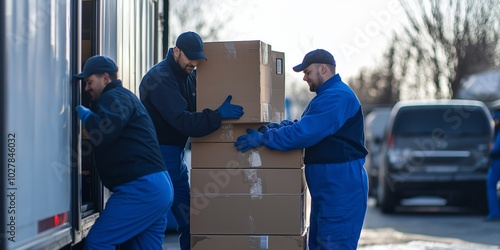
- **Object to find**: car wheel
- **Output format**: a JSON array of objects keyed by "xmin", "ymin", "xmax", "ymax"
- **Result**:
[
  {"xmin": 378, "ymin": 179, "xmax": 397, "ymax": 213},
  {"xmin": 368, "ymin": 175, "xmax": 378, "ymax": 197},
  {"xmin": 469, "ymin": 187, "xmax": 488, "ymax": 215}
]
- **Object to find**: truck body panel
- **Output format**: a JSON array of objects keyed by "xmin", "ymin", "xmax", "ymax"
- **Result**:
[{"xmin": 1, "ymin": 0, "xmax": 162, "ymax": 249}]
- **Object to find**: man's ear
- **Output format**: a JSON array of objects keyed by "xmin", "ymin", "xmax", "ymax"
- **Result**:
[
  {"xmin": 102, "ymin": 72, "xmax": 112, "ymax": 84},
  {"xmin": 173, "ymin": 47, "xmax": 181, "ymax": 56},
  {"xmin": 321, "ymin": 64, "xmax": 327, "ymax": 74}
]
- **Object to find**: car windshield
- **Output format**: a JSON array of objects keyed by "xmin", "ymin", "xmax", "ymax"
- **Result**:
[{"xmin": 392, "ymin": 105, "xmax": 490, "ymax": 136}]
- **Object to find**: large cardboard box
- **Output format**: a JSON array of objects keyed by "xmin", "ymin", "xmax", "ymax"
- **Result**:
[
  {"xmin": 190, "ymin": 168, "xmax": 305, "ymax": 196},
  {"xmin": 191, "ymin": 233, "xmax": 308, "ymax": 250},
  {"xmin": 190, "ymin": 123, "xmax": 266, "ymax": 143},
  {"xmin": 190, "ymin": 191, "xmax": 307, "ymax": 235},
  {"xmin": 196, "ymin": 41, "xmax": 284, "ymax": 123},
  {"xmin": 191, "ymin": 142, "xmax": 303, "ymax": 169}
]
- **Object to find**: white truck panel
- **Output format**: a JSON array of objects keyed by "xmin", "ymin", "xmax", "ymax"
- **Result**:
[
  {"xmin": 4, "ymin": 0, "xmax": 72, "ymax": 249},
  {"xmin": 2, "ymin": 0, "xmax": 163, "ymax": 248}
]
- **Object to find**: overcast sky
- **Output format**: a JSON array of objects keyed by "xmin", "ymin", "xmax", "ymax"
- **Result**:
[{"xmin": 213, "ymin": 0, "xmax": 408, "ymax": 81}]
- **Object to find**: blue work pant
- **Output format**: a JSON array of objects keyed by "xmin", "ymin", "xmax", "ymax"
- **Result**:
[
  {"xmin": 487, "ymin": 159, "xmax": 500, "ymax": 218},
  {"xmin": 305, "ymin": 159, "xmax": 368, "ymax": 250},
  {"xmin": 85, "ymin": 171, "xmax": 173, "ymax": 250},
  {"xmin": 160, "ymin": 145, "xmax": 191, "ymax": 250}
]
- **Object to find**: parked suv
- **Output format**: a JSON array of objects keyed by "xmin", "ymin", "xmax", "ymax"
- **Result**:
[
  {"xmin": 365, "ymin": 107, "xmax": 392, "ymax": 196},
  {"xmin": 377, "ymin": 100, "xmax": 494, "ymax": 213}
]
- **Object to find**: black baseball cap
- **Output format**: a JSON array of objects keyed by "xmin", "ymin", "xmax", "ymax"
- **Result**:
[
  {"xmin": 74, "ymin": 55, "xmax": 118, "ymax": 79},
  {"xmin": 293, "ymin": 49, "xmax": 336, "ymax": 72},
  {"xmin": 175, "ymin": 31, "xmax": 207, "ymax": 60}
]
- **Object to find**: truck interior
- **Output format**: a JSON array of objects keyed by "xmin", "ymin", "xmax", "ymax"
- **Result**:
[
  {"xmin": 71, "ymin": 0, "xmax": 105, "ymax": 242},
  {"xmin": 80, "ymin": 0, "xmax": 102, "ymax": 218}
]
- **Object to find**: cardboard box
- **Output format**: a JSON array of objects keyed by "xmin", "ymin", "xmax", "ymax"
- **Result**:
[
  {"xmin": 191, "ymin": 142, "xmax": 303, "ymax": 169},
  {"xmin": 190, "ymin": 123, "xmax": 266, "ymax": 143},
  {"xmin": 190, "ymin": 168, "xmax": 305, "ymax": 196},
  {"xmin": 190, "ymin": 191, "xmax": 307, "ymax": 235},
  {"xmin": 196, "ymin": 41, "xmax": 284, "ymax": 123},
  {"xmin": 191, "ymin": 233, "xmax": 308, "ymax": 250}
]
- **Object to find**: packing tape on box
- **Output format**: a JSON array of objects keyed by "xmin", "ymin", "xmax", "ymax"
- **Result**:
[
  {"xmin": 243, "ymin": 169, "xmax": 263, "ymax": 199},
  {"xmin": 224, "ymin": 43, "xmax": 237, "ymax": 60},
  {"xmin": 248, "ymin": 150, "xmax": 262, "ymax": 167}
]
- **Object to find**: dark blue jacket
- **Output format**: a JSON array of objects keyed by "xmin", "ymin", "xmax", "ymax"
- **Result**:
[
  {"xmin": 139, "ymin": 48, "xmax": 222, "ymax": 147},
  {"xmin": 264, "ymin": 74, "xmax": 368, "ymax": 164},
  {"xmin": 84, "ymin": 80, "xmax": 167, "ymax": 190}
]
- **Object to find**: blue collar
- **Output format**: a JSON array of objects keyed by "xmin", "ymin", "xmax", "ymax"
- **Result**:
[
  {"xmin": 317, "ymin": 74, "xmax": 341, "ymax": 94},
  {"xmin": 166, "ymin": 48, "xmax": 189, "ymax": 78},
  {"xmin": 103, "ymin": 79, "xmax": 122, "ymax": 92}
]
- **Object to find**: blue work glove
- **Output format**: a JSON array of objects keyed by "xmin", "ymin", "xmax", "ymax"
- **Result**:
[
  {"xmin": 234, "ymin": 129, "xmax": 264, "ymax": 152},
  {"xmin": 280, "ymin": 119, "xmax": 298, "ymax": 126},
  {"xmin": 76, "ymin": 105, "xmax": 92, "ymax": 125},
  {"xmin": 217, "ymin": 95, "xmax": 244, "ymax": 119},
  {"xmin": 258, "ymin": 119, "xmax": 298, "ymax": 133},
  {"xmin": 257, "ymin": 122, "xmax": 281, "ymax": 133}
]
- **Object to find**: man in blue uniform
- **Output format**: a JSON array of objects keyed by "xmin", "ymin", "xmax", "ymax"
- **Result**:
[
  {"xmin": 235, "ymin": 49, "xmax": 368, "ymax": 249},
  {"xmin": 139, "ymin": 31, "xmax": 244, "ymax": 250},
  {"xmin": 74, "ymin": 55, "xmax": 173, "ymax": 249},
  {"xmin": 486, "ymin": 112, "xmax": 500, "ymax": 221}
]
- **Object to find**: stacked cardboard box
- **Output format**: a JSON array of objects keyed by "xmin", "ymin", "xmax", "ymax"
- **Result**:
[
  {"xmin": 195, "ymin": 40, "xmax": 284, "ymax": 123},
  {"xmin": 190, "ymin": 41, "xmax": 309, "ymax": 250}
]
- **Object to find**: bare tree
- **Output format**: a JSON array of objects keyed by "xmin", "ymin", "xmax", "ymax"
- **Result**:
[
  {"xmin": 350, "ymin": 36, "xmax": 401, "ymax": 106},
  {"xmin": 354, "ymin": 0, "xmax": 500, "ymax": 102},
  {"xmin": 397, "ymin": 0, "xmax": 500, "ymax": 99},
  {"xmin": 167, "ymin": 0, "xmax": 242, "ymax": 46}
]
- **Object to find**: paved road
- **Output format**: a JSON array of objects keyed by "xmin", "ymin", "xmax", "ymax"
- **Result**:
[
  {"xmin": 360, "ymin": 198, "xmax": 500, "ymax": 249},
  {"xmin": 163, "ymin": 198, "xmax": 500, "ymax": 249}
]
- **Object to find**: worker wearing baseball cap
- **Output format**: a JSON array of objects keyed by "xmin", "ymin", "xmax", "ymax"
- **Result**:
[
  {"xmin": 74, "ymin": 55, "xmax": 174, "ymax": 249},
  {"xmin": 139, "ymin": 31, "xmax": 244, "ymax": 250},
  {"xmin": 235, "ymin": 49, "xmax": 368, "ymax": 249},
  {"xmin": 174, "ymin": 31, "xmax": 207, "ymax": 60}
]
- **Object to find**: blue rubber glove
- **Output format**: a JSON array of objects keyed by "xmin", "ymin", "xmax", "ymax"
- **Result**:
[
  {"xmin": 76, "ymin": 105, "xmax": 92, "ymax": 125},
  {"xmin": 234, "ymin": 129, "xmax": 265, "ymax": 152},
  {"xmin": 217, "ymin": 95, "xmax": 244, "ymax": 119}
]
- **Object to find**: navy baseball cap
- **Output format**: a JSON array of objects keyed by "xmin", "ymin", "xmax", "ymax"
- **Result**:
[
  {"xmin": 175, "ymin": 31, "xmax": 207, "ymax": 60},
  {"xmin": 293, "ymin": 49, "xmax": 336, "ymax": 72},
  {"xmin": 74, "ymin": 55, "xmax": 118, "ymax": 79}
]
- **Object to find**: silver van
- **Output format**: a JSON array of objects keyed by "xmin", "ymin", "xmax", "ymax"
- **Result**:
[
  {"xmin": 365, "ymin": 107, "xmax": 392, "ymax": 196},
  {"xmin": 377, "ymin": 100, "xmax": 494, "ymax": 213}
]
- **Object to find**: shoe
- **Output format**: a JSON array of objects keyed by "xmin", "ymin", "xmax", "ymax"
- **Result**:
[{"xmin": 484, "ymin": 215, "xmax": 500, "ymax": 222}]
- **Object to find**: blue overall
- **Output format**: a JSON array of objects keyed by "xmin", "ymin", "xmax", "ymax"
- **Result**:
[
  {"xmin": 306, "ymin": 160, "xmax": 367, "ymax": 249},
  {"xmin": 264, "ymin": 74, "xmax": 368, "ymax": 249},
  {"xmin": 487, "ymin": 131, "xmax": 500, "ymax": 220},
  {"xmin": 159, "ymin": 145, "xmax": 191, "ymax": 248},
  {"xmin": 487, "ymin": 160, "xmax": 500, "ymax": 219},
  {"xmin": 85, "ymin": 172, "xmax": 173, "ymax": 250}
]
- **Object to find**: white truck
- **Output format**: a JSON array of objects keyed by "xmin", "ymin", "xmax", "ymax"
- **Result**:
[{"xmin": 1, "ymin": 0, "xmax": 163, "ymax": 249}]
